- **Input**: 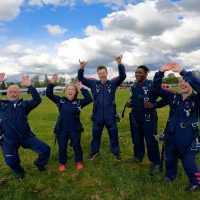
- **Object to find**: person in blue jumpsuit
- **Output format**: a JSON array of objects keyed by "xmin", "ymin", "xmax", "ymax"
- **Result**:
[
  {"xmin": 77, "ymin": 55, "xmax": 126, "ymax": 160},
  {"xmin": 0, "ymin": 73, "xmax": 50, "ymax": 180},
  {"xmin": 153, "ymin": 63, "xmax": 200, "ymax": 192},
  {"xmin": 126, "ymin": 65, "xmax": 168, "ymax": 175},
  {"xmin": 46, "ymin": 74, "xmax": 92, "ymax": 171}
]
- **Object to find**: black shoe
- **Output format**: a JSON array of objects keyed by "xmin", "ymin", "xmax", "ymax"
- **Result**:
[
  {"xmin": 33, "ymin": 160, "xmax": 45, "ymax": 171},
  {"xmin": 150, "ymin": 164, "xmax": 161, "ymax": 176},
  {"xmin": 185, "ymin": 184, "xmax": 200, "ymax": 192},
  {"xmin": 88, "ymin": 153, "xmax": 98, "ymax": 160},
  {"xmin": 16, "ymin": 172, "xmax": 25, "ymax": 181},
  {"xmin": 125, "ymin": 157, "xmax": 142, "ymax": 164},
  {"xmin": 114, "ymin": 154, "xmax": 121, "ymax": 161}
]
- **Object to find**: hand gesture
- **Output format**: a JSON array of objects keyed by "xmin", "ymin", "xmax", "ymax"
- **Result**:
[
  {"xmin": 79, "ymin": 60, "xmax": 88, "ymax": 69},
  {"xmin": 160, "ymin": 63, "xmax": 174, "ymax": 72},
  {"xmin": 21, "ymin": 75, "xmax": 31, "ymax": 87},
  {"xmin": 114, "ymin": 55, "xmax": 122, "ymax": 64},
  {"xmin": 170, "ymin": 63, "xmax": 183, "ymax": 73},
  {"xmin": 0, "ymin": 73, "xmax": 5, "ymax": 83},
  {"xmin": 50, "ymin": 74, "xmax": 58, "ymax": 84},
  {"xmin": 76, "ymin": 81, "xmax": 83, "ymax": 90}
]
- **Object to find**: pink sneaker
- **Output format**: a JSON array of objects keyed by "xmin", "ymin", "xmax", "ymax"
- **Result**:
[
  {"xmin": 76, "ymin": 162, "xmax": 83, "ymax": 170},
  {"xmin": 58, "ymin": 164, "xmax": 66, "ymax": 172}
]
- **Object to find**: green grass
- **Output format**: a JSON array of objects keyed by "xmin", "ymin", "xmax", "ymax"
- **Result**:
[{"xmin": 0, "ymin": 89, "xmax": 199, "ymax": 200}]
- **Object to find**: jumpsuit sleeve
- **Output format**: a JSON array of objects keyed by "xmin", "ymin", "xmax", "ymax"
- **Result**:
[
  {"xmin": 153, "ymin": 98, "xmax": 169, "ymax": 108},
  {"xmin": 152, "ymin": 71, "xmax": 175, "ymax": 104},
  {"xmin": 79, "ymin": 88, "xmax": 93, "ymax": 108},
  {"xmin": 24, "ymin": 85, "xmax": 42, "ymax": 113},
  {"xmin": 77, "ymin": 68, "xmax": 95, "ymax": 89},
  {"xmin": 46, "ymin": 83, "xmax": 62, "ymax": 104},
  {"xmin": 111, "ymin": 64, "xmax": 126, "ymax": 86},
  {"xmin": 180, "ymin": 70, "xmax": 200, "ymax": 93}
]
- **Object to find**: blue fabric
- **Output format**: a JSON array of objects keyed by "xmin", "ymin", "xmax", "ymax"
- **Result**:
[{"xmin": 78, "ymin": 64, "xmax": 126, "ymax": 155}]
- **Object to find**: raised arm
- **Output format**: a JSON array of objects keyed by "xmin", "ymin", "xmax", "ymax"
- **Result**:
[
  {"xmin": 170, "ymin": 64, "xmax": 200, "ymax": 93},
  {"xmin": 77, "ymin": 60, "xmax": 95, "ymax": 89},
  {"xmin": 46, "ymin": 74, "xmax": 61, "ymax": 104},
  {"xmin": 111, "ymin": 55, "xmax": 126, "ymax": 86},
  {"xmin": 21, "ymin": 75, "xmax": 42, "ymax": 113},
  {"xmin": 0, "ymin": 73, "xmax": 5, "ymax": 86},
  {"xmin": 76, "ymin": 82, "xmax": 93, "ymax": 108}
]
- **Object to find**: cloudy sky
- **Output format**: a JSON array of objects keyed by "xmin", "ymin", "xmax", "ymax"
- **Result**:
[{"xmin": 0, "ymin": 0, "xmax": 200, "ymax": 82}]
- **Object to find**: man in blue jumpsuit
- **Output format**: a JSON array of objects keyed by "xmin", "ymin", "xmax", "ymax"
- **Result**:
[
  {"xmin": 78, "ymin": 56, "xmax": 126, "ymax": 160},
  {"xmin": 0, "ymin": 73, "xmax": 50, "ymax": 179},
  {"xmin": 153, "ymin": 63, "xmax": 200, "ymax": 192},
  {"xmin": 126, "ymin": 65, "xmax": 168, "ymax": 175}
]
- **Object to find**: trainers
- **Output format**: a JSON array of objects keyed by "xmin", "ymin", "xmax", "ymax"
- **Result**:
[
  {"xmin": 76, "ymin": 162, "xmax": 83, "ymax": 170},
  {"xmin": 125, "ymin": 157, "xmax": 142, "ymax": 164},
  {"xmin": 185, "ymin": 184, "xmax": 200, "ymax": 192},
  {"xmin": 114, "ymin": 154, "xmax": 121, "ymax": 161},
  {"xmin": 150, "ymin": 164, "xmax": 161, "ymax": 176},
  {"xmin": 58, "ymin": 164, "xmax": 66, "ymax": 172},
  {"xmin": 16, "ymin": 172, "xmax": 25, "ymax": 181},
  {"xmin": 88, "ymin": 153, "xmax": 98, "ymax": 160}
]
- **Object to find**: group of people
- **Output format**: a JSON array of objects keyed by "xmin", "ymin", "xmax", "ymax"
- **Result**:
[{"xmin": 0, "ymin": 56, "xmax": 200, "ymax": 192}]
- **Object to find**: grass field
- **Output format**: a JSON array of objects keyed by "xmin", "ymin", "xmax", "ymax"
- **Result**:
[{"xmin": 0, "ymin": 89, "xmax": 200, "ymax": 200}]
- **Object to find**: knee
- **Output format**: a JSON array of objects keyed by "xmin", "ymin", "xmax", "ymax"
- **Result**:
[{"xmin": 43, "ymin": 144, "xmax": 50, "ymax": 157}]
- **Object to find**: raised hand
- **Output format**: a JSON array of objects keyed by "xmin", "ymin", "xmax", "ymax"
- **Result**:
[
  {"xmin": 114, "ymin": 55, "xmax": 122, "ymax": 64},
  {"xmin": 50, "ymin": 74, "xmax": 58, "ymax": 84},
  {"xmin": 160, "ymin": 63, "xmax": 175, "ymax": 72},
  {"xmin": 170, "ymin": 63, "xmax": 183, "ymax": 73},
  {"xmin": 76, "ymin": 81, "xmax": 83, "ymax": 90},
  {"xmin": 21, "ymin": 75, "xmax": 31, "ymax": 87},
  {"xmin": 79, "ymin": 60, "xmax": 88, "ymax": 69},
  {"xmin": 0, "ymin": 73, "xmax": 5, "ymax": 83}
]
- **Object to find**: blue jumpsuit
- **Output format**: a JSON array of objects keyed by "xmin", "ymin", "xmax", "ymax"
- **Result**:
[
  {"xmin": 0, "ymin": 86, "xmax": 50, "ymax": 176},
  {"xmin": 153, "ymin": 70, "xmax": 200, "ymax": 185},
  {"xmin": 129, "ymin": 80, "xmax": 167, "ymax": 165},
  {"xmin": 46, "ymin": 84, "xmax": 92, "ymax": 164},
  {"xmin": 78, "ymin": 64, "xmax": 126, "ymax": 155}
]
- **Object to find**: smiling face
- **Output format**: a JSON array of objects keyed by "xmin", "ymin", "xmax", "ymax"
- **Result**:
[
  {"xmin": 178, "ymin": 77, "xmax": 192, "ymax": 95},
  {"xmin": 97, "ymin": 68, "xmax": 108, "ymax": 83},
  {"xmin": 7, "ymin": 85, "xmax": 21, "ymax": 101},
  {"xmin": 135, "ymin": 68, "xmax": 147, "ymax": 83},
  {"xmin": 65, "ymin": 84, "xmax": 78, "ymax": 100}
]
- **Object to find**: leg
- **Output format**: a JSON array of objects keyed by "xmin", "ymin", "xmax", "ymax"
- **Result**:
[
  {"xmin": 90, "ymin": 123, "xmax": 103, "ymax": 154},
  {"xmin": 1, "ymin": 141, "xmax": 24, "ymax": 178},
  {"xmin": 107, "ymin": 123, "xmax": 120, "ymax": 155},
  {"xmin": 130, "ymin": 116, "xmax": 145, "ymax": 160},
  {"xmin": 181, "ymin": 151, "xmax": 199, "ymax": 186},
  {"xmin": 69, "ymin": 132, "xmax": 83, "ymax": 163},
  {"xmin": 143, "ymin": 121, "xmax": 160, "ymax": 165},
  {"xmin": 165, "ymin": 147, "xmax": 178, "ymax": 180},
  {"xmin": 23, "ymin": 136, "xmax": 50, "ymax": 168},
  {"xmin": 56, "ymin": 133, "xmax": 68, "ymax": 165}
]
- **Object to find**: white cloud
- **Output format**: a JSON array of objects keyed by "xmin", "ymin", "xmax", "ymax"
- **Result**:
[
  {"xmin": 1, "ymin": 0, "xmax": 200, "ymax": 80},
  {"xmin": 28, "ymin": 0, "xmax": 76, "ymax": 7},
  {"xmin": 0, "ymin": 0, "xmax": 24, "ymax": 21},
  {"xmin": 46, "ymin": 24, "xmax": 67, "ymax": 36}
]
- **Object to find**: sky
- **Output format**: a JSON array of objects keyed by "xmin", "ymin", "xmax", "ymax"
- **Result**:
[{"xmin": 0, "ymin": 0, "xmax": 200, "ymax": 82}]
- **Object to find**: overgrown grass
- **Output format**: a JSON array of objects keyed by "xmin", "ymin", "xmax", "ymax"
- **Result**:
[{"xmin": 0, "ymin": 89, "xmax": 199, "ymax": 200}]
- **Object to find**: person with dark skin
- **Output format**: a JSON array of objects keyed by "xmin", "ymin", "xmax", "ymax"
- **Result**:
[
  {"xmin": 77, "ymin": 56, "xmax": 126, "ymax": 161},
  {"xmin": 0, "ymin": 73, "xmax": 50, "ymax": 180},
  {"xmin": 126, "ymin": 65, "xmax": 168, "ymax": 176},
  {"xmin": 46, "ymin": 75, "xmax": 92, "ymax": 171},
  {"xmin": 153, "ymin": 63, "xmax": 200, "ymax": 192}
]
